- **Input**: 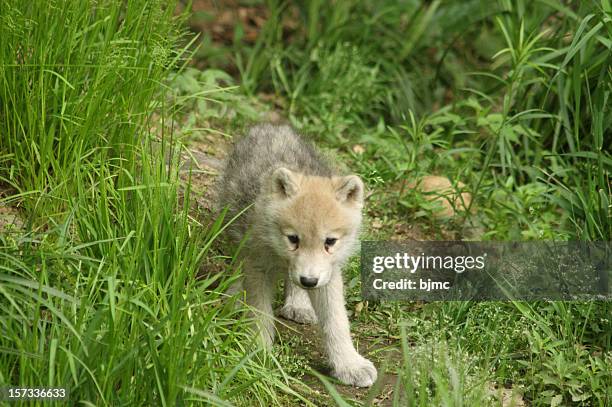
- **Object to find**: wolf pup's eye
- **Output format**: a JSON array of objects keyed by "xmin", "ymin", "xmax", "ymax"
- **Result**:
[
  {"xmin": 287, "ymin": 235, "xmax": 300, "ymax": 245},
  {"xmin": 325, "ymin": 237, "xmax": 337, "ymax": 248}
]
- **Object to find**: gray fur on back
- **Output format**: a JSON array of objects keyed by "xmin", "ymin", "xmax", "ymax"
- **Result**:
[{"xmin": 217, "ymin": 124, "xmax": 334, "ymax": 240}]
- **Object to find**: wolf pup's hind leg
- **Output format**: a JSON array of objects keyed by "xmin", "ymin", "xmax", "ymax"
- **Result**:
[{"xmin": 279, "ymin": 275, "xmax": 318, "ymax": 324}]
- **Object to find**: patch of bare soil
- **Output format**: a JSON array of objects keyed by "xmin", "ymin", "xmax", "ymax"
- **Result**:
[
  {"xmin": 276, "ymin": 316, "xmax": 400, "ymax": 407},
  {"xmin": 181, "ymin": 0, "xmax": 269, "ymax": 46},
  {"xmin": 179, "ymin": 0, "xmax": 301, "ymax": 55},
  {"xmin": 0, "ymin": 205, "xmax": 23, "ymax": 233},
  {"xmin": 0, "ymin": 186, "xmax": 24, "ymax": 234},
  {"xmin": 178, "ymin": 132, "xmax": 229, "ymax": 213}
]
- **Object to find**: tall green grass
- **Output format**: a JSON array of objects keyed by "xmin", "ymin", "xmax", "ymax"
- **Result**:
[
  {"xmin": 1, "ymin": 0, "xmax": 179, "ymax": 216},
  {"xmin": 0, "ymin": 1, "xmax": 304, "ymax": 405}
]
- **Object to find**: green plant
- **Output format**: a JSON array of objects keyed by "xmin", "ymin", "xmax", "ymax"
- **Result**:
[{"xmin": 0, "ymin": 1, "xmax": 308, "ymax": 405}]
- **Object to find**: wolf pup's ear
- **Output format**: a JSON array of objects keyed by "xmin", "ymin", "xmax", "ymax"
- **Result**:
[
  {"xmin": 335, "ymin": 175, "xmax": 364, "ymax": 206},
  {"xmin": 269, "ymin": 167, "xmax": 300, "ymax": 198}
]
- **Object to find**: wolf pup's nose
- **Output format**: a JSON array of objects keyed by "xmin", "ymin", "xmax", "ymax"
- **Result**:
[{"xmin": 300, "ymin": 276, "xmax": 318, "ymax": 288}]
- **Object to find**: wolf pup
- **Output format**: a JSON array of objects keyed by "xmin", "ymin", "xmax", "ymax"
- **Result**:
[{"xmin": 217, "ymin": 124, "xmax": 377, "ymax": 387}]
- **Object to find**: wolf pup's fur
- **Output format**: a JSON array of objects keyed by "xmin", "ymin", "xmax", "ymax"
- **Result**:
[{"xmin": 217, "ymin": 124, "xmax": 377, "ymax": 387}]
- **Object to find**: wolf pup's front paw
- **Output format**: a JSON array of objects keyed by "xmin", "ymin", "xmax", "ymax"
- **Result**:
[
  {"xmin": 279, "ymin": 304, "xmax": 318, "ymax": 324},
  {"xmin": 333, "ymin": 356, "xmax": 377, "ymax": 387}
]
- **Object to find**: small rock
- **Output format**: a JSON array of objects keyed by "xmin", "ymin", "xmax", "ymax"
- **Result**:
[
  {"xmin": 409, "ymin": 175, "xmax": 473, "ymax": 219},
  {"xmin": 371, "ymin": 218, "xmax": 383, "ymax": 229},
  {"xmin": 352, "ymin": 144, "xmax": 366, "ymax": 155}
]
